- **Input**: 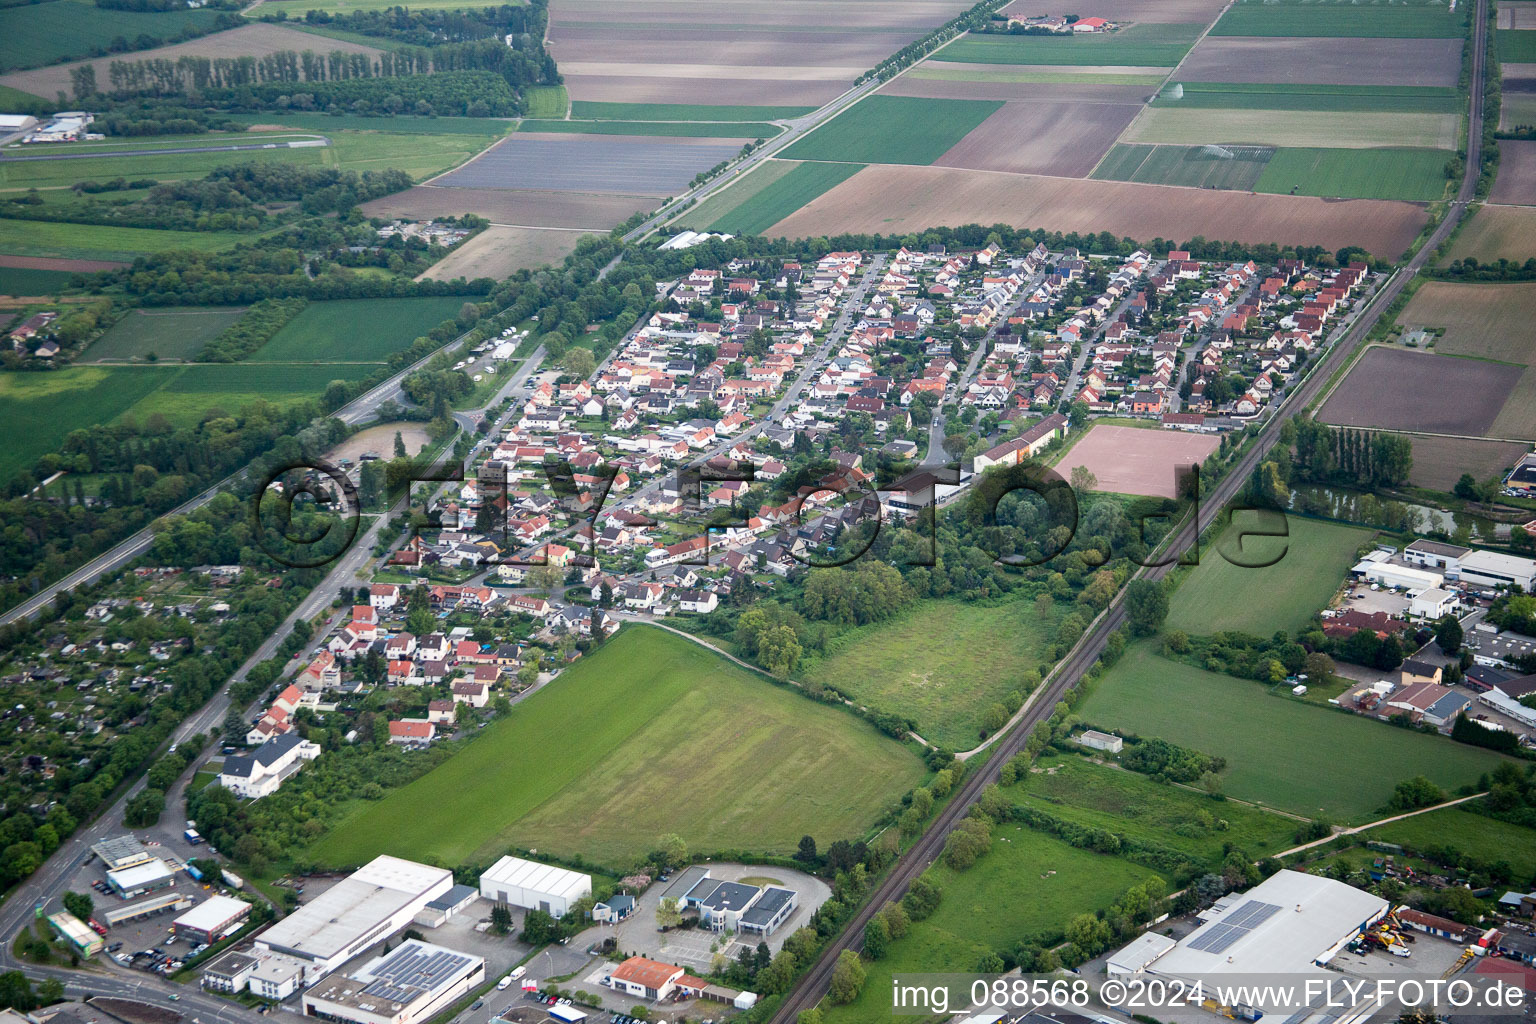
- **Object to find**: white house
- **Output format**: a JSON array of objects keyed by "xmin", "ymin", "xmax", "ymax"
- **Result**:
[{"xmin": 219, "ymin": 732, "xmax": 321, "ymax": 799}]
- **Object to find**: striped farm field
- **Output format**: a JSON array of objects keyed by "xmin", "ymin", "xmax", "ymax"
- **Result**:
[
  {"xmin": 521, "ymin": 119, "xmax": 778, "ymax": 137},
  {"xmin": 1119, "ymin": 106, "xmax": 1459, "ymax": 149},
  {"xmin": 1254, "ymin": 147, "xmax": 1453, "ymax": 200},
  {"xmin": 1212, "ymin": 0, "xmax": 1467, "ymax": 37},
  {"xmin": 935, "ymin": 23, "xmax": 1203, "ymax": 66},
  {"xmin": 1091, "ymin": 143, "xmax": 1272, "ymax": 189},
  {"xmin": 690, "ymin": 160, "xmax": 865, "ymax": 234},
  {"xmin": 570, "ymin": 101, "xmax": 815, "ymax": 121},
  {"xmin": 780, "ymin": 95, "xmax": 1002, "ymax": 164},
  {"xmin": 1447, "ymin": 205, "xmax": 1536, "ymax": 262},
  {"xmin": 1155, "ymin": 82, "xmax": 1462, "ymax": 113},
  {"xmin": 249, "ymin": 297, "xmax": 465, "ymax": 363}
]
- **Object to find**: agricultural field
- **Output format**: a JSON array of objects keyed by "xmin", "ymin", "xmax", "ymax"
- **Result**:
[
  {"xmin": 1502, "ymin": 68, "xmax": 1536, "ymax": 130},
  {"xmin": 0, "ymin": 23, "xmax": 379, "ymax": 102},
  {"xmin": 1358, "ymin": 806, "xmax": 1536, "ymax": 881},
  {"xmin": 0, "ymin": 219, "xmax": 251, "ymax": 263},
  {"xmin": 1000, "ymin": 0, "xmax": 1226, "ymax": 23},
  {"xmin": 1176, "ymin": 36, "xmax": 1463, "ymax": 87},
  {"xmin": 1490, "ymin": 139, "xmax": 1536, "ymax": 205},
  {"xmin": 1499, "ymin": 29, "xmax": 1536, "ymax": 63},
  {"xmin": 931, "ymin": 98, "xmax": 1144, "ymax": 177},
  {"xmin": 418, "ymin": 226, "xmax": 592, "ymax": 282},
  {"xmin": 1253, "ymin": 147, "xmax": 1453, "ymax": 201},
  {"xmin": 243, "ymin": 0, "xmax": 517, "ymax": 12},
  {"xmin": 547, "ymin": 0, "xmax": 973, "ymax": 107},
  {"xmin": 435, "ymin": 133, "xmax": 744, "ymax": 193},
  {"xmin": 798, "ymin": 595, "xmax": 1059, "ymax": 752},
  {"xmin": 1402, "ymin": 435, "xmax": 1532, "ymax": 491},
  {"xmin": 0, "ymin": 266, "xmax": 77, "ymax": 296},
  {"xmin": 0, "ymin": 0, "xmax": 227, "ymax": 73},
  {"xmin": 520, "ymin": 120, "xmax": 781, "ymax": 138},
  {"xmin": 305, "ymin": 626, "xmax": 928, "ymax": 868},
  {"xmin": 1399, "ymin": 281, "xmax": 1536, "ymax": 363},
  {"xmin": 1018, "ymin": 753, "xmax": 1301, "ymax": 865},
  {"xmin": 1318, "ymin": 347, "xmax": 1523, "ymax": 438},
  {"xmin": 1118, "ymin": 107, "xmax": 1458, "ymax": 150},
  {"xmin": 86, "ymin": 307, "xmax": 246, "ymax": 363},
  {"xmin": 125, "ymin": 362, "xmax": 379, "ymax": 427},
  {"xmin": 1165, "ymin": 512, "xmax": 1373, "ymax": 636},
  {"xmin": 1092, "ymin": 143, "xmax": 1273, "ymax": 190},
  {"xmin": 229, "ymin": 113, "xmax": 513, "ymax": 136},
  {"xmin": 686, "ymin": 160, "xmax": 865, "ymax": 235},
  {"xmin": 570, "ymin": 102, "xmax": 816, "ymax": 121},
  {"xmin": 1210, "ymin": 0, "xmax": 1466, "ymax": 38},
  {"xmin": 820, "ymin": 826, "xmax": 1159, "ymax": 1024},
  {"xmin": 1064, "ymin": 424, "xmax": 1219, "ymax": 499},
  {"xmin": 1446, "ymin": 205, "xmax": 1536, "ymax": 263},
  {"xmin": 360, "ymin": 186, "xmax": 655, "ymax": 230},
  {"xmin": 1079, "ymin": 645, "xmax": 1511, "ymax": 822},
  {"xmin": 0, "ymin": 365, "xmax": 177, "ymax": 481},
  {"xmin": 934, "ymin": 23, "xmax": 1204, "ymax": 67},
  {"xmin": 896, "ymin": 64, "xmax": 1167, "ymax": 87},
  {"xmin": 249, "ymin": 297, "xmax": 464, "ymax": 363},
  {"xmin": 522, "ymin": 85, "xmax": 569, "ymax": 119},
  {"xmin": 781, "ymin": 95, "xmax": 1004, "ymax": 166},
  {"xmin": 766, "ymin": 164, "xmax": 1429, "ymax": 257},
  {"xmin": 1154, "ymin": 82, "xmax": 1463, "ymax": 113}
]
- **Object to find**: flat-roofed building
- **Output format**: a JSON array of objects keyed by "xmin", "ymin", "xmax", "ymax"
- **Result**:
[
  {"xmin": 92, "ymin": 835, "xmax": 152, "ymax": 871},
  {"xmin": 739, "ymin": 887, "xmax": 796, "ymax": 937},
  {"xmin": 174, "ymin": 894, "xmax": 251, "ymax": 943},
  {"xmin": 107, "ymin": 857, "xmax": 177, "ymax": 898},
  {"xmin": 256, "ymin": 856, "xmax": 453, "ymax": 982},
  {"xmin": 478, "ymin": 856, "xmax": 590, "ymax": 919},
  {"xmin": 202, "ymin": 951, "xmax": 258, "ymax": 993},
  {"xmin": 1458, "ymin": 550, "xmax": 1536, "ymax": 592},
  {"xmin": 47, "ymin": 912, "xmax": 102, "ymax": 957},
  {"xmin": 302, "ymin": 940, "xmax": 485, "ymax": 1024}
]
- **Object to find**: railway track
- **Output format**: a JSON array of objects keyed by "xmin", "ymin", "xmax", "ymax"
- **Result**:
[{"xmin": 770, "ymin": 2, "xmax": 1488, "ymax": 1015}]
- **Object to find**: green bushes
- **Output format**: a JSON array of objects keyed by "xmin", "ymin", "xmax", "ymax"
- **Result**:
[{"xmin": 198, "ymin": 298, "xmax": 307, "ymax": 362}]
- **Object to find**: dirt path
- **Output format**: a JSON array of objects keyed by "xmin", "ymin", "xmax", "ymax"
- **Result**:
[{"xmin": 1273, "ymin": 792, "xmax": 1487, "ymax": 859}]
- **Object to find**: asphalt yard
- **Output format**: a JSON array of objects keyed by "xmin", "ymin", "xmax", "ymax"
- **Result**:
[{"xmin": 433, "ymin": 134, "xmax": 746, "ymax": 194}]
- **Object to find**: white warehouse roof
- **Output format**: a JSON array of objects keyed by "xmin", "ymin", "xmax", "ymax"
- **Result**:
[
  {"xmin": 108, "ymin": 857, "xmax": 175, "ymax": 890},
  {"xmin": 174, "ymin": 894, "xmax": 250, "ymax": 934},
  {"xmin": 260, "ymin": 855, "xmax": 451, "ymax": 963},
  {"xmin": 480, "ymin": 856, "xmax": 590, "ymax": 901}
]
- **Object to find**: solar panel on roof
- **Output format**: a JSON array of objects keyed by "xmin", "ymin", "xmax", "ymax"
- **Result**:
[
  {"xmin": 1203, "ymin": 925, "xmax": 1246, "ymax": 954},
  {"xmin": 1188, "ymin": 923, "xmax": 1233, "ymax": 952},
  {"xmin": 1245, "ymin": 902, "xmax": 1282, "ymax": 926}
]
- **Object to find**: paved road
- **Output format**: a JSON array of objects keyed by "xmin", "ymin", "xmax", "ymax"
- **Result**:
[
  {"xmin": 0, "ymin": 138, "xmax": 328, "ymax": 162},
  {"xmin": 770, "ymin": 6, "xmax": 1489, "ymax": 1016}
]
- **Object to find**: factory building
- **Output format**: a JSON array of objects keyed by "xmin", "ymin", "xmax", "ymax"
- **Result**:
[
  {"xmin": 478, "ymin": 856, "xmax": 590, "ymax": 919},
  {"xmin": 301, "ymin": 940, "xmax": 484, "ymax": 1024}
]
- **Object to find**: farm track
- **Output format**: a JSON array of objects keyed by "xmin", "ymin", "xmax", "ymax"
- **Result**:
[{"xmin": 769, "ymin": 0, "xmax": 1489, "ymax": 1015}]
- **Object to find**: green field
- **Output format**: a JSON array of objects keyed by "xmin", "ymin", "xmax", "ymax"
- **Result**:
[
  {"xmin": 1212, "ymin": 0, "xmax": 1466, "ymax": 37},
  {"xmin": 1079, "ymin": 644, "xmax": 1510, "ymax": 822},
  {"xmin": 250, "ymin": 297, "xmax": 463, "ymax": 363},
  {"xmin": 0, "ymin": 0, "xmax": 226, "ymax": 71},
  {"xmin": 1166, "ymin": 513, "xmax": 1372, "ymax": 635},
  {"xmin": 88, "ymin": 306, "xmax": 246, "ymax": 362},
  {"xmin": 799, "ymin": 595, "xmax": 1058, "ymax": 752},
  {"xmin": 1359, "ymin": 806, "xmax": 1536, "ymax": 879},
  {"xmin": 0, "ymin": 265, "xmax": 78, "ymax": 295},
  {"xmin": 520, "ymin": 119, "xmax": 778, "ymax": 138},
  {"xmin": 570, "ymin": 102, "xmax": 815, "ymax": 121},
  {"xmin": 907, "ymin": 64, "xmax": 1166, "ymax": 86},
  {"xmin": 934, "ymin": 23, "xmax": 1203, "ymax": 67},
  {"xmin": 1156, "ymin": 82, "xmax": 1463, "ymax": 113},
  {"xmin": 693, "ymin": 159, "xmax": 864, "ymax": 234},
  {"xmin": 306, "ymin": 626, "xmax": 928, "ymax": 868},
  {"xmin": 1092, "ymin": 143, "xmax": 1273, "ymax": 189},
  {"xmin": 1018, "ymin": 753, "xmax": 1300, "ymax": 864},
  {"xmin": 522, "ymin": 85, "xmax": 569, "ymax": 119},
  {"xmin": 0, "ymin": 218, "xmax": 249, "ymax": 262},
  {"xmin": 239, "ymin": 0, "xmax": 514, "ymax": 13},
  {"xmin": 1255, "ymin": 146, "xmax": 1452, "ymax": 200},
  {"xmin": 122, "ymin": 361, "xmax": 378, "ymax": 426},
  {"xmin": 228, "ymin": 113, "xmax": 512, "ymax": 136},
  {"xmin": 821, "ymin": 827, "xmax": 1158, "ymax": 1024},
  {"xmin": 1497, "ymin": 30, "xmax": 1536, "ymax": 62},
  {"xmin": 0, "ymin": 365, "xmax": 178, "ymax": 480},
  {"xmin": 781, "ymin": 95, "xmax": 1002, "ymax": 165}
]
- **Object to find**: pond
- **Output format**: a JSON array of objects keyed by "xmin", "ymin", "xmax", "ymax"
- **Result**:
[{"xmin": 1287, "ymin": 485, "xmax": 1511, "ymax": 542}]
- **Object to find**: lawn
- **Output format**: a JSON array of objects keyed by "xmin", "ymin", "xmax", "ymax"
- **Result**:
[
  {"xmin": 306, "ymin": 625, "xmax": 928, "ymax": 869},
  {"xmin": 1157, "ymin": 82, "xmax": 1463, "ymax": 113},
  {"xmin": 1016, "ymin": 753, "xmax": 1300, "ymax": 866},
  {"xmin": 798, "ymin": 595, "xmax": 1058, "ymax": 752},
  {"xmin": 249, "ymin": 297, "xmax": 464, "ymax": 363},
  {"xmin": 0, "ymin": 265, "xmax": 79, "ymax": 295},
  {"xmin": 570, "ymin": 102, "xmax": 816, "ymax": 121},
  {"xmin": 1359, "ymin": 806, "xmax": 1536, "ymax": 880},
  {"xmin": 1078, "ymin": 644, "xmax": 1512, "ymax": 822},
  {"xmin": 933, "ymin": 23, "xmax": 1203, "ymax": 67},
  {"xmin": 1254, "ymin": 147, "xmax": 1453, "ymax": 200},
  {"xmin": 695, "ymin": 160, "xmax": 865, "ymax": 235},
  {"xmin": 821, "ymin": 827, "xmax": 1158, "ymax": 1024},
  {"xmin": 1165, "ymin": 512, "xmax": 1373, "ymax": 635},
  {"xmin": 780, "ymin": 95, "xmax": 1003, "ymax": 165},
  {"xmin": 0, "ymin": 219, "xmax": 250, "ymax": 262},
  {"xmin": 522, "ymin": 85, "xmax": 569, "ymax": 119},
  {"xmin": 0, "ymin": 365, "xmax": 178, "ymax": 480},
  {"xmin": 521, "ymin": 120, "xmax": 779, "ymax": 138},
  {"xmin": 0, "ymin": 0, "xmax": 226, "ymax": 71},
  {"xmin": 87, "ymin": 306, "xmax": 246, "ymax": 362},
  {"xmin": 1212, "ymin": 0, "xmax": 1467, "ymax": 37},
  {"xmin": 1091, "ymin": 143, "xmax": 1273, "ymax": 190}
]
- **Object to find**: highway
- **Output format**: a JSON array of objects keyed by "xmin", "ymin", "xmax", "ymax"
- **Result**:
[{"xmin": 769, "ymin": 3, "xmax": 1489, "ymax": 1016}]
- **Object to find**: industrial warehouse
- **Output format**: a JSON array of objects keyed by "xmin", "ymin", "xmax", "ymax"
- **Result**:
[
  {"xmin": 301, "ymin": 939, "xmax": 486, "ymax": 1024},
  {"xmin": 479, "ymin": 856, "xmax": 591, "ymax": 919}
]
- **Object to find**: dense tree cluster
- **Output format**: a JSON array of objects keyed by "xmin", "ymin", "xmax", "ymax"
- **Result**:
[
  {"xmin": 1120, "ymin": 737, "xmax": 1226, "ymax": 784},
  {"xmin": 1287, "ymin": 416, "xmax": 1414, "ymax": 489},
  {"xmin": 199, "ymin": 298, "xmax": 308, "ymax": 362}
]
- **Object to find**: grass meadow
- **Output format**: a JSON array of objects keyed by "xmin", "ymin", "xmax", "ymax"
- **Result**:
[
  {"xmin": 697, "ymin": 160, "xmax": 865, "ymax": 234},
  {"xmin": 821, "ymin": 826, "xmax": 1158, "ymax": 1024},
  {"xmin": 0, "ymin": 0, "xmax": 225, "ymax": 71},
  {"xmin": 570, "ymin": 102, "xmax": 815, "ymax": 121},
  {"xmin": 781, "ymin": 95, "xmax": 1002, "ymax": 165},
  {"xmin": 0, "ymin": 366, "xmax": 177, "ymax": 480},
  {"xmin": 87, "ymin": 307, "xmax": 246, "ymax": 362},
  {"xmin": 306, "ymin": 625, "xmax": 928, "ymax": 869},
  {"xmin": 1212, "ymin": 0, "xmax": 1466, "ymax": 37},
  {"xmin": 249, "ymin": 297, "xmax": 463, "ymax": 363},
  {"xmin": 1165, "ymin": 512, "xmax": 1372, "ymax": 636},
  {"xmin": 0, "ymin": 219, "xmax": 250, "ymax": 262},
  {"xmin": 935, "ymin": 23, "xmax": 1203, "ymax": 67},
  {"xmin": 1078, "ymin": 645, "xmax": 1512, "ymax": 822},
  {"xmin": 1358, "ymin": 806, "xmax": 1536, "ymax": 879},
  {"xmin": 0, "ymin": 266, "xmax": 78, "ymax": 295},
  {"xmin": 798, "ymin": 595, "xmax": 1059, "ymax": 752},
  {"xmin": 1254, "ymin": 147, "xmax": 1453, "ymax": 200},
  {"xmin": 522, "ymin": 85, "xmax": 569, "ymax": 119}
]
